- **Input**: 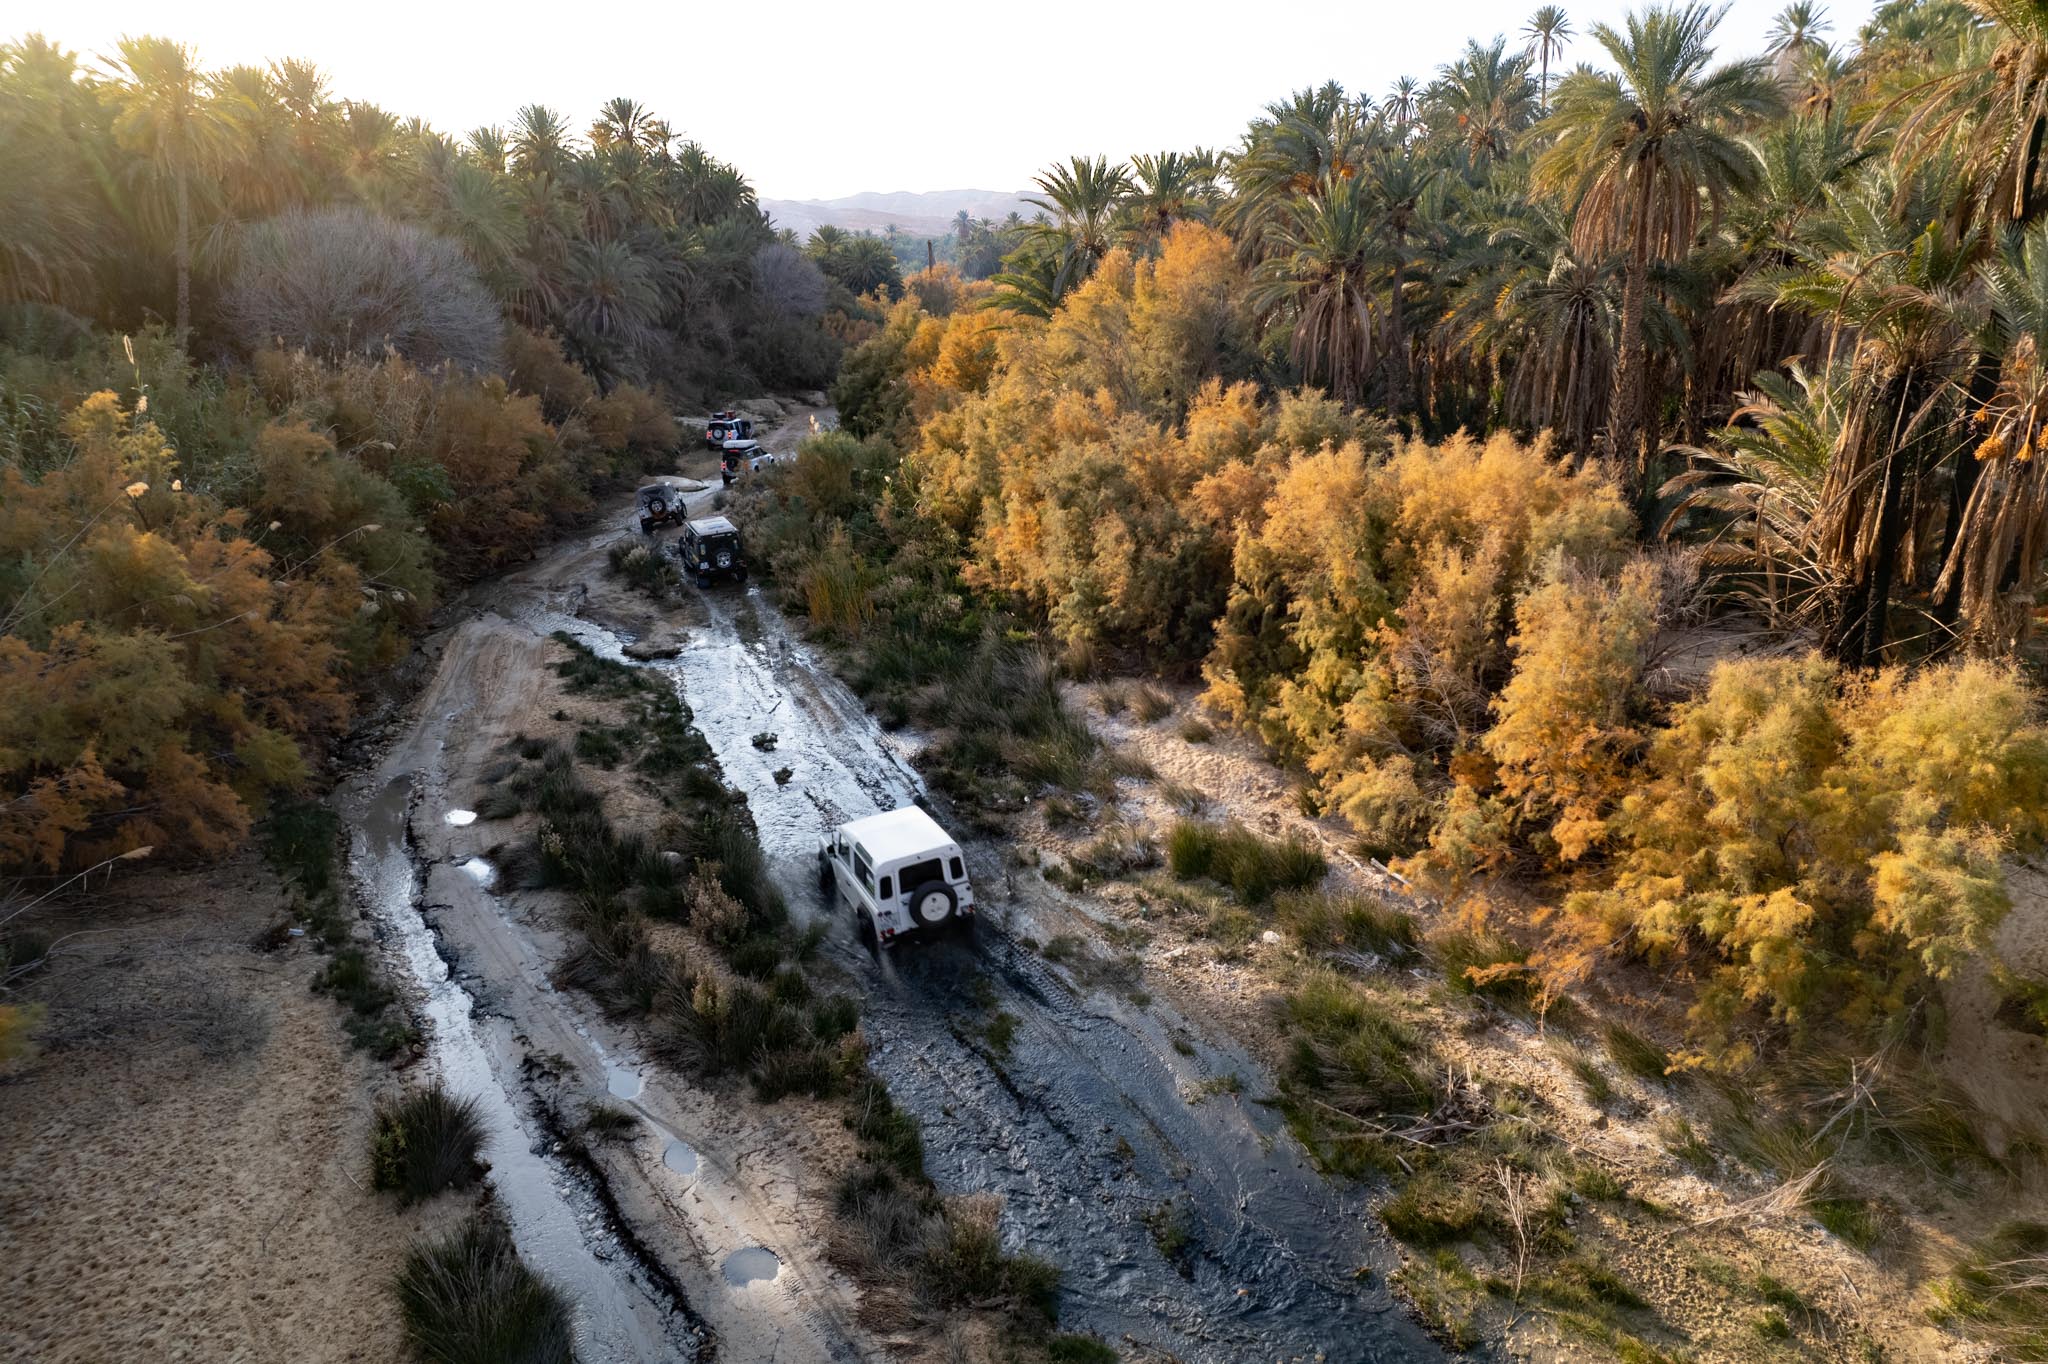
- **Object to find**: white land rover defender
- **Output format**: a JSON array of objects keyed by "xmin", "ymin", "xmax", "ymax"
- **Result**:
[{"xmin": 818, "ymin": 806, "xmax": 975, "ymax": 946}]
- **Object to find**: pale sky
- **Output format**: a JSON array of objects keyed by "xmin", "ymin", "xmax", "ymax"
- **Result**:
[{"xmin": 17, "ymin": 0, "xmax": 1877, "ymax": 201}]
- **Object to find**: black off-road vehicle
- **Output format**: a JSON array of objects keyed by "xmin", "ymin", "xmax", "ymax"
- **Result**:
[
  {"xmin": 679, "ymin": 515, "xmax": 747, "ymax": 587},
  {"xmin": 637, "ymin": 483, "xmax": 684, "ymax": 535}
]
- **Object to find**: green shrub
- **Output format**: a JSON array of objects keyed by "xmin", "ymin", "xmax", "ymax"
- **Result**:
[
  {"xmin": 1434, "ymin": 929, "xmax": 1536, "ymax": 1005},
  {"xmin": 847, "ymin": 1075, "xmax": 925, "ymax": 1178},
  {"xmin": 583, "ymin": 1101, "xmax": 637, "ymax": 1141},
  {"xmin": 371, "ymin": 1083, "xmax": 486, "ymax": 1204},
  {"xmin": 1382, "ymin": 1168, "xmax": 1492, "ymax": 1247},
  {"xmin": 1274, "ymin": 890, "xmax": 1416, "ymax": 956},
  {"xmin": 1133, "ymin": 687, "xmax": 1174, "ymax": 724},
  {"xmin": 1278, "ymin": 972, "xmax": 1431, "ymax": 1165},
  {"xmin": 1930, "ymin": 1220, "xmax": 2048, "ymax": 1357},
  {"xmin": 1143, "ymin": 1200, "xmax": 1196, "ymax": 1275},
  {"xmin": 924, "ymin": 1195, "xmax": 1061, "ymax": 1323},
  {"xmin": 317, "ymin": 946, "xmax": 394, "ymax": 1016},
  {"xmin": 1166, "ymin": 821, "xmax": 1325, "ymax": 903},
  {"xmin": 1602, "ymin": 1022, "xmax": 1672, "ymax": 1082},
  {"xmin": 1071, "ymin": 825, "xmax": 1160, "ymax": 881},
  {"xmin": 811, "ymin": 994, "xmax": 861, "ymax": 1042},
  {"xmin": 392, "ymin": 1215, "xmax": 574, "ymax": 1364}
]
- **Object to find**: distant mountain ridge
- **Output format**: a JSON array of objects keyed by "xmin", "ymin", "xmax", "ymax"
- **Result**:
[{"xmin": 761, "ymin": 189, "xmax": 1037, "ymax": 241}]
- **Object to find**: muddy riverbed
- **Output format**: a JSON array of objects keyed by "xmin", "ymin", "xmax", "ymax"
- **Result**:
[{"xmin": 343, "ymin": 411, "xmax": 1439, "ymax": 1363}]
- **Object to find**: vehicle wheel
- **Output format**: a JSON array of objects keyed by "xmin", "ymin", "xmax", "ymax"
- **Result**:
[
  {"xmin": 855, "ymin": 909, "xmax": 876, "ymax": 947},
  {"xmin": 697, "ymin": 574, "xmax": 713, "ymax": 590},
  {"xmin": 639, "ymin": 517, "xmax": 653, "ymax": 535},
  {"xmin": 735, "ymin": 565, "xmax": 749, "ymax": 583},
  {"xmin": 907, "ymin": 882, "xmax": 957, "ymax": 928}
]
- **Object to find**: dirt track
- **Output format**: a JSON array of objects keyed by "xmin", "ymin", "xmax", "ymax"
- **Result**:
[{"xmin": 341, "ymin": 403, "xmax": 1437, "ymax": 1363}]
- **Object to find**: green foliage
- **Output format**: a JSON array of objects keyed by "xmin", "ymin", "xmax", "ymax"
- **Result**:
[
  {"xmin": 1165, "ymin": 820, "xmax": 1325, "ymax": 903},
  {"xmin": 1930, "ymin": 1220, "xmax": 2048, "ymax": 1358},
  {"xmin": 371, "ymin": 1083, "xmax": 486, "ymax": 1205},
  {"xmin": 1273, "ymin": 889, "xmax": 1417, "ymax": 956},
  {"xmin": 1276, "ymin": 971, "xmax": 1431, "ymax": 1174},
  {"xmin": 392, "ymin": 1215, "xmax": 574, "ymax": 1364}
]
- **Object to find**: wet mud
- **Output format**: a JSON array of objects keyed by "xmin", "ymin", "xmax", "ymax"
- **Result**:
[{"xmin": 351, "ymin": 454, "xmax": 1439, "ymax": 1363}]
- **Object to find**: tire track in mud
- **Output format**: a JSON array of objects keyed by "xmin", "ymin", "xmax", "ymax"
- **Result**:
[
  {"xmin": 348, "ymin": 543, "xmax": 879, "ymax": 1364},
  {"xmin": 639, "ymin": 518, "xmax": 1442, "ymax": 1364},
  {"xmin": 345, "ymin": 770, "xmax": 705, "ymax": 1364}
]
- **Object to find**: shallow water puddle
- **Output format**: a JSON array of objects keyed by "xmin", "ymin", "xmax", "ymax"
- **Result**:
[
  {"xmin": 607, "ymin": 1066, "xmax": 644, "ymax": 1101},
  {"xmin": 443, "ymin": 808, "xmax": 478, "ymax": 826},
  {"xmin": 662, "ymin": 1139, "xmax": 699, "ymax": 1176},
  {"xmin": 458, "ymin": 857, "xmax": 495, "ymax": 887},
  {"xmin": 722, "ymin": 1246, "xmax": 779, "ymax": 1287}
]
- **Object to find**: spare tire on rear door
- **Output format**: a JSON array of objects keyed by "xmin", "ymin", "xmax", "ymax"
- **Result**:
[{"xmin": 906, "ymin": 881, "xmax": 956, "ymax": 928}]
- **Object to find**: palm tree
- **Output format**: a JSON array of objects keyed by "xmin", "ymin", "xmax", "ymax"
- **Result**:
[
  {"xmin": 1250, "ymin": 172, "xmax": 1383, "ymax": 402},
  {"xmin": 591, "ymin": 97, "xmax": 659, "ymax": 153},
  {"xmin": 1365, "ymin": 141, "xmax": 1439, "ymax": 417},
  {"xmin": 1739, "ymin": 175, "xmax": 1976, "ymax": 664},
  {"xmin": 983, "ymin": 243, "xmax": 1067, "ymax": 319},
  {"xmin": 1431, "ymin": 38, "xmax": 1541, "ymax": 165},
  {"xmin": 561, "ymin": 237, "xmax": 660, "ymax": 385},
  {"xmin": 467, "ymin": 125, "xmax": 510, "ymax": 174},
  {"xmin": 1227, "ymin": 83, "xmax": 1371, "ymax": 256},
  {"xmin": 1523, "ymin": 6, "xmax": 1575, "ymax": 111},
  {"xmin": 0, "ymin": 37, "xmax": 104, "ymax": 309},
  {"xmin": 510, "ymin": 104, "xmax": 572, "ymax": 180},
  {"xmin": 838, "ymin": 236, "xmax": 902, "ymax": 297},
  {"xmin": 1894, "ymin": 0, "xmax": 2048, "ymax": 229},
  {"xmin": 1766, "ymin": 2, "xmax": 1833, "ymax": 63},
  {"xmin": 103, "ymin": 36, "xmax": 229, "ymax": 336},
  {"xmin": 1533, "ymin": 3, "xmax": 1781, "ymax": 477},
  {"xmin": 210, "ymin": 65, "xmax": 298, "ymax": 221},
  {"xmin": 1022, "ymin": 155, "xmax": 1134, "ymax": 296},
  {"xmin": 1936, "ymin": 218, "xmax": 2048, "ymax": 650},
  {"xmin": 339, "ymin": 101, "xmax": 402, "ymax": 204},
  {"xmin": 1661, "ymin": 361, "xmax": 1846, "ymax": 630},
  {"xmin": 1125, "ymin": 150, "xmax": 1219, "ymax": 241},
  {"xmin": 1385, "ymin": 77, "xmax": 1422, "ymax": 133}
]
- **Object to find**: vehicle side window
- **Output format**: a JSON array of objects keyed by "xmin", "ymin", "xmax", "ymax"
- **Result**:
[
  {"xmin": 879, "ymin": 875, "xmax": 894, "ymax": 899},
  {"xmin": 855, "ymin": 846, "xmax": 873, "ymax": 893},
  {"xmin": 948, "ymin": 856, "xmax": 964, "ymax": 881}
]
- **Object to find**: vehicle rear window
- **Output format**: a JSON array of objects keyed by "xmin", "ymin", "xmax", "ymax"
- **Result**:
[
  {"xmin": 879, "ymin": 875, "xmax": 893, "ymax": 899},
  {"xmin": 949, "ymin": 856, "xmax": 964, "ymax": 881}
]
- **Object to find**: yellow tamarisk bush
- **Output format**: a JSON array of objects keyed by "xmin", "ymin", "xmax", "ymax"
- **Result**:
[{"xmin": 1571, "ymin": 655, "xmax": 2048, "ymax": 1063}]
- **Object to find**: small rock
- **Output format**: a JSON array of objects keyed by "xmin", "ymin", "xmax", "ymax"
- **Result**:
[
  {"xmin": 624, "ymin": 637, "xmax": 684, "ymax": 661},
  {"xmin": 1260, "ymin": 930, "xmax": 1284, "ymax": 946}
]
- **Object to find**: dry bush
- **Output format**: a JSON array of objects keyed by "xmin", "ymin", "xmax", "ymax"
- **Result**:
[{"xmin": 224, "ymin": 207, "xmax": 502, "ymax": 372}]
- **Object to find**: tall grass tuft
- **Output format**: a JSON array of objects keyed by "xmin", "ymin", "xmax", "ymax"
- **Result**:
[
  {"xmin": 1166, "ymin": 820, "xmax": 1326, "ymax": 903},
  {"xmin": 393, "ymin": 1215, "xmax": 576, "ymax": 1364},
  {"xmin": 1274, "ymin": 889, "xmax": 1416, "ymax": 956},
  {"xmin": 371, "ymin": 1082, "xmax": 486, "ymax": 1204}
]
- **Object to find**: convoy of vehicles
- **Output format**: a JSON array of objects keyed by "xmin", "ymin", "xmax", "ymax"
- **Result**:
[
  {"xmin": 818, "ymin": 806, "xmax": 975, "ymax": 946},
  {"xmin": 677, "ymin": 515, "xmax": 747, "ymax": 587}
]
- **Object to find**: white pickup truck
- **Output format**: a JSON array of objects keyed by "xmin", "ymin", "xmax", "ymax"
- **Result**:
[{"xmin": 818, "ymin": 806, "xmax": 974, "ymax": 946}]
